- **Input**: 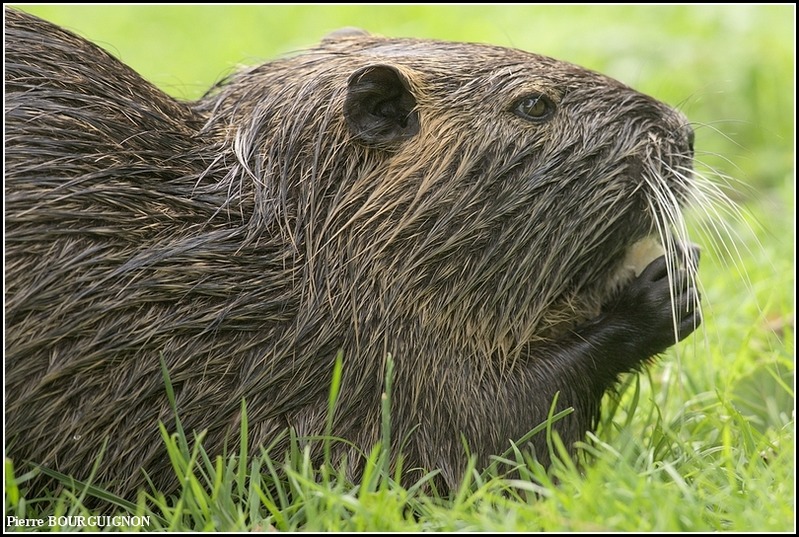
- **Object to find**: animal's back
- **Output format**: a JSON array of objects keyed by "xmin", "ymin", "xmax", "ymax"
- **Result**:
[{"xmin": 4, "ymin": 8, "xmax": 299, "ymax": 494}]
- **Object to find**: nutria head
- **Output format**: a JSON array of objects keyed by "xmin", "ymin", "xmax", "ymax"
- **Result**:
[
  {"xmin": 5, "ymin": 10, "xmax": 699, "ymax": 498},
  {"xmin": 198, "ymin": 33, "xmax": 696, "ymax": 350}
]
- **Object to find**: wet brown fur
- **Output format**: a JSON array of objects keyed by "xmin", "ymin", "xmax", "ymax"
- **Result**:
[{"xmin": 5, "ymin": 8, "xmax": 698, "ymax": 498}]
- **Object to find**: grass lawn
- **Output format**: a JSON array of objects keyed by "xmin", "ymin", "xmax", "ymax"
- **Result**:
[{"xmin": 5, "ymin": 4, "xmax": 794, "ymax": 532}]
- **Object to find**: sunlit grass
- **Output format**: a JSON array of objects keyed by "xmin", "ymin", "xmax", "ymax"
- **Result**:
[{"xmin": 6, "ymin": 218, "xmax": 794, "ymax": 530}]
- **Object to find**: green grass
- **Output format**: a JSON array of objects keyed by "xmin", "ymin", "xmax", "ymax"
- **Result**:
[{"xmin": 5, "ymin": 4, "xmax": 794, "ymax": 532}]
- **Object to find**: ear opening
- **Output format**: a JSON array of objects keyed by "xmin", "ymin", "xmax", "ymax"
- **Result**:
[{"xmin": 344, "ymin": 64, "xmax": 420, "ymax": 146}]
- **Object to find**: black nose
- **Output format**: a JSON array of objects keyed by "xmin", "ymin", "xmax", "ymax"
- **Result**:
[{"xmin": 684, "ymin": 125, "xmax": 695, "ymax": 154}]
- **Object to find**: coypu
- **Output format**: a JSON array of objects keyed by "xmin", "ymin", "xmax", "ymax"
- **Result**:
[{"xmin": 5, "ymin": 7, "xmax": 701, "ymax": 499}]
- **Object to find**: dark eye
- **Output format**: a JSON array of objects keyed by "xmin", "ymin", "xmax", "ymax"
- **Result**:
[{"xmin": 513, "ymin": 94, "xmax": 556, "ymax": 121}]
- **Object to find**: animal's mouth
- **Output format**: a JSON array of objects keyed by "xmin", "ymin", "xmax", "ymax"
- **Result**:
[
  {"xmin": 605, "ymin": 234, "xmax": 700, "ymax": 299},
  {"xmin": 603, "ymin": 236, "xmax": 666, "ymax": 298},
  {"xmin": 620, "ymin": 236, "xmax": 666, "ymax": 277}
]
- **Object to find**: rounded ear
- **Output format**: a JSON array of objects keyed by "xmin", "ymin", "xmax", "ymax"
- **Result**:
[
  {"xmin": 322, "ymin": 27, "xmax": 370, "ymax": 43},
  {"xmin": 344, "ymin": 64, "xmax": 420, "ymax": 146}
]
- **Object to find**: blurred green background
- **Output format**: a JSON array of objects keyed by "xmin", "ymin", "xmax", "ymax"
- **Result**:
[{"xmin": 12, "ymin": 4, "xmax": 794, "ymax": 197}]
